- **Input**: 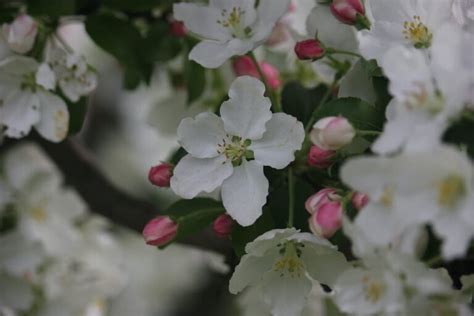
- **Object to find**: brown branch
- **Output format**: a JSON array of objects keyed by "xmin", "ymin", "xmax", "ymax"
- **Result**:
[{"xmin": 1, "ymin": 136, "xmax": 231, "ymax": 255}]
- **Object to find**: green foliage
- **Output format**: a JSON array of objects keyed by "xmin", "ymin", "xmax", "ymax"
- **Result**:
[
  {"xmin": 65, "ymin": 97, "xmax": 88, "ymax": 135},
  {"xmin": 162, "ymin": 198, "xmax": 225, "ymax": 241},
  {"xmin": 27, "ymin": 0, "xmax": 76, "ymax": 17},
  {"xmin": 311, "ymin": 97, "xmax": 385, "ymax": 131},
  {"xmin": 142, "ymin": 21, "xmax": 182, "ymax": 63},
  {"xmin": 185, "ymin": 60, "xmax": 206, "ymax": 106},
  {"xmin": 281, "ymin": 81, "xmax": 329, "ymax": 126},
  {"xmin": 102, "ymin": 0, "xmax": 169, "ymax": 11},
  {"xmin": 443, "ymin": 115, "xmax": 474, "ymax": 159}
]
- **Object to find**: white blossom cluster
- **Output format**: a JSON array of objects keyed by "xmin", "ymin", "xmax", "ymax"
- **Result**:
[
  {"xmin": 0, "ymin": 14, "xmax": 97, "ymax": 143},
  {"xmin": 167, "ymin": 0, "xmax": 474, "ymax": 315}
]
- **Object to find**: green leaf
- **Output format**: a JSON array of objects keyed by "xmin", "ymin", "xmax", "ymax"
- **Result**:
[
  {"xmin": 102, "ymin": 0, "xmax": 165, "ymax": 11},
  {"xmin": 312, "ymin": 97, "xmax": 385, "ymax": 131},
  {"xmin": 443, "ymin": 116, "xmax": 474, "ymax": 159},
  {"xmin": 360, "ymin": 59, "xmax": 384, "ymax": 77},
  {"xmin": 231, "ymin": 209, "xmax": 274, "ymax": 257},
  {"xmin": 27, "ymin": 0, "xmax": 75, "ymax": 17},
  {"xmin": 65, "ymin": 97, "xmax": 88, "ymax": 135},
  {"xmin": 162, "ymin": 198, "xmax": 225, "ymax": 241},
  {"xmin": 142, "ymin": 21, "xmax": 182, "ymax": 63},
  {"xmin": 185, "ymin": 61, "xmax": 206, "ymax": 105},
  {"xmin": 281, "ymin": 82, "xmax": 328, "ymax": 126}
]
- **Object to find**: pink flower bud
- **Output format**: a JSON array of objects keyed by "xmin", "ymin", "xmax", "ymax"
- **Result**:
[
  {"xmin": 1, "ymin": 14, "xmax": 38, "ymax": 54},
  {"xmin": 294, "ymin": 39, "xmax": 325, "ymax": 60},
  {"xmin": 330, "ymin": 0, "xmax": 365, "ymax": 25},
  {"xmin": 142, "ymin": 216, "xmax": 178, "ymax": 246},
  {"xmin": 352, "ymin": 192, "xmax": 369, "ymax": 210},
  {"xmin": 213, "ymin": 214, "xmax": 234, "ymax": 238},
  {"xmin": 305, "ymin": 188, "xmax": 340, "ymax": 214},
  {"xmin": 310, "ymin": 116, "xmax": 355, "ymax": 150},
  {"xmin": 148, "ymin": 163, "xmax": 173, "ymax": 187},
  {"xmin": 307, "ymin": 144, "xmax": 336, "ymax": 169},
  {"xmin": 169, "ymin": 20, "xmax": 187, "ymax": 37},
  {"xmin": 308, "ymin": 201, "xmax": 343, "ymax": 238},
  {"xmin": 232, "ymin": 56, "xmax": 281, "ymax": 90}
]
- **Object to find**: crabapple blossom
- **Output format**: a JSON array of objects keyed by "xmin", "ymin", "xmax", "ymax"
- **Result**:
[
  {"xmin": 305, "ymin": 188, "xmax": 340, "ymax": 214},
  {"xmin": 229, "ymin": 228, "xmax": 348, "ymax": 316},
  {"xmin": 330, "ymin": 0, "xmax": 366, "ymax": 25},
  {"xmin": 169, "ymin": 20, "xmax": 187, "ymax": 37},
  {"xmin": 1, "ymin": 14, "xmax": 37, "ymax": 54},
  {"xmin": 173, "ymin": 0, "xmax": 291, "ymax": 68},
  {"xmin": 310, "ymin": 116, "xmax": 355, "ymax": 151},
  {"xmin": 142, "ymin": 216, "xmax": 178, "ymax": 247},
  {"xmin": 308, "ymin": 201, "xmax": 343, "ymax": 238},
  {"xmin": 294, "ymin": 39, "xmax": 325, "ymax": 60},
  {"xmin": 232, "ymin": 56, "xmax": 281, "ymax": 90},
  {"xmin": 148, "ymin": 163, "xmax": 173, "ymax": 188},
  {"xmin": 351, "ymin": 192, "xmax": 369, "ymax": 210},
  {"xmin": 170, "ymin": 76, "xmax": 304, "ymax": 226},
  {"xmin": 307, "ymin": 144, "xmax": 336, "ymax": 169},
  {"xmin": 0, "ymin": 56, "xmax": 69, "ymax": 142},
  {"xmin": 213, "ymin": 213, "xmax": 234, "ymax": 238}
]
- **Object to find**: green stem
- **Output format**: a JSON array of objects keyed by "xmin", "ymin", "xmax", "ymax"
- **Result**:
[
  {"xmin": 248, "ymin": 51, "xmax": 281, "ymax": 112},
  {"xmin": 462, "ymin": 111, "xmax": 474, "ymax": 122},
  {"xmin": 425, "ymin": 255, "xmax": 443, "ymax": 267},
  {"xmin": 305, "ymin": 84, "xmax": 335, "ymax": 133},
  {"xmin": 287, "ymin": 167, "xmax": 295, "ymax": 228},
  {"xmin": 357, "ymin": 130, "xmax": 382, "ymax": 136},
  {"xmin": 326, "ymin": 48, "xmax": 362, "ymax": 59}
]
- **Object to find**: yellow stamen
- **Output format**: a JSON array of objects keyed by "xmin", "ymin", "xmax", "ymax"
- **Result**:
[
  {"xmin": 438, "ymin": 175, "xmax": 465, "ymax": 208},
  {"xmin": 403, "ymin": 16, "xmax": 432, "ymax": 48}
]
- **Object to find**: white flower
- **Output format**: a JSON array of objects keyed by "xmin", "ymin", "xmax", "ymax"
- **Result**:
[
  {"xmin": 340, "ymin": 146, "xmax": 474, "ymax": 259},
  {"xmin": 358, "ymin": 0, "xmax": 454, "ymax": 62},
  {"xmin": 0, "ymin": 56, "xmax": 69, "ymax": 142},
  {"xmin": 47, "ymin": 43, "xmax": 98, "ymax": 102},
  {"xmin": 372, "ymin": 23, "xmax": 474, "ymax": 154},
  {"xmin": 452, "ymin": 0, "xmax": 474, "ymax": 33},
  {"xmin": 1, "ymin": 14, "xmax": 37, "ymax": 54},
  {"xmin": 171, "ymin": 76, "xmax": 304, "ymax": 226},
  {"xmin": 173, "ymin": 0, "xmax": 291, "ymax": 68},
  {"xmin": 229, "ymin": 228, "xmax": 349, "ymax": 316}
]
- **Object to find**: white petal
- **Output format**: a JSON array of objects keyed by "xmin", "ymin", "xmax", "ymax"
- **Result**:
[
  {"xmin": 220, "ymin": 76, "xmax": 272, "ymax": 140},
  {"xmin": 170, "ymin": 154, "xmax": 233, "ymax": 199},
  {"xmin": 257, "ymin": 0, "xmax": 291, "ymax": 27},
  {"xmin": 189, "ymin": 40, "xmax": 240, "ymax": 69},
  {"xmin": 221, "ymin": 160, "xmax": 268, "ymax": 226},
  {"xmin": 0, "ymin": 274, "xmax": 34, "ymax": 311},
  {"xmin": 250, "ymin": 113, "xmax": 304, "ymax": 169},
  {"xmin": 0, "ymin": 90, "xmax": 40, "ymax": 138},
  {"xmin": 339, "ymin": 60, "xmax": 377, "ymax": 105},
  {"xmin": 173, "ymin": 3, "xmax": 229, "ymax": 41},
  {"xmin": 0, "ymin": 231, "xmax": 45, "ymax": 276},
  {"xmin": 35, "ymin": 63, "xmax": 56, "ymax": 90},
  {"xmin": 229, "ymin": 249, "xmax": 279, "ymax": 294},
  {"xmin": 34, "ymin": 92, "xmax": 69, "ymax": 142},
  {"xmin": 246, "ymin": 228, "xmax": 299, "ymax": 256},
  {"xmin": 177, "ymin": 112, "xmax": 226, "ymax": 158},
  {"xmin": 261, "ymin": 269, "xmax": 312, "ymax": 316}
]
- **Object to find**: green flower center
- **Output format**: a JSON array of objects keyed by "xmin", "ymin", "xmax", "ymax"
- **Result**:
[
  {"xmin": 217, "ymin": 7, "xmax": 252, "ymax": 39},
  {"xmin": 405, "ymin": 86, "xmax": 444, "ymax": 114},
  {"xmin": 437, "ymin": 175, "xmax": 466, "ymax": 209},
  {"xmin": 217, "ymin": 135, "xmax": 253, "ymax": 166},
  {"xmin": 403, "ymin": 15, "xmax": 433, "ymax": 49},
  {"xmin": 362, "ymin": 275, "xmax": 386, "ymax": 303},
  {"xmin": 273, "ymin": 242, "xmax": 305, "ymax": 278},
  {"xmin": 21, "ymin": 72, "xmax": 38, "ymax": 92}
]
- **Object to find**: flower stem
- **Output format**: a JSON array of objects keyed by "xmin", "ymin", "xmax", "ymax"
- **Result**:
[
  {"xmin": 357, "ymin": 130, "xmax": 381, "ymax": 136},
  {"xmin": 326, "ymin": 48, "xmax": 362, "ymax": 59},
  {"xmin": 248, "ymin": 51, "xmax": 282, "ymax": 112},
  {"xmin": 287, "ymin": 167, "xmax": 295, "ymax": 228},
  {"xmin": 425, "ymin": 255, "xmax": 443, "ymax": 267},
  {"xmin": 305, "ymin": 84, "xmax": 334, "ymax": 133}
]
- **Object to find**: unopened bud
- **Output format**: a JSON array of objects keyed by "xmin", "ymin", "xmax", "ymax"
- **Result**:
[
  {"xmin": 294, "ymin": 39, "xmax": 325, "ymax": 60},
  {"xmin": 307, "ymin": 144, "xmax": 336, "ymax": 169},
  {"xmin": 142, "ymin": 216, "xmax": 178, "ymax": 246},
  {"xmin": 310, "ymin": 116, "xmax": 355, "ymax": 150},
  {"xmin": 308, "ymin": 201, "xmax": 343, "ymax": 238},
  {"xmin": 148, "ymin": 163, "xmax": 173, "ymax": 187},
  {"xmin": 351, "ymin": 192, "xmax": 369, "ymax": 210},
  {"xmin": 305, "ymin": 188, "xmax": 341, "ymax": 214},
  {"xmin": 1, "ymin": 14, "xmax": 38, "ymax": 54},
  {"xmin": 170, "ymin": 20, "xmax": 187, "ymax": 37},
  {"xmin": 213, "ymin": 214, "xmax": 234, "ymax": 238},
  {"xmin": 330, "ymin": 0, "xmax": 366, "ymax": 25},
  {"xmin": 232, "ymin": 56, "xmax": 281, "ymax": 90}
]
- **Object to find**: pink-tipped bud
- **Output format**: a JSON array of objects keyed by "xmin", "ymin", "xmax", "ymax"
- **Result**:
[
  {"xmin": 169, "ymin": 20, "xmax": 187, "ymax": 37},
  {"xmin": 148, "ymin": 163, "xmax": 173, "ymax": 187},
  {"xmin": 309, "ymin": 201, "xmax": 343, "ymax": 238},
  {"xmin": 143, "ymin": 216, "xmax": 178, "ymax": 246},
  {"xmin": 213, "ymin": 214, "xmax": 234, "ymax": 238},
  {"xmin": 310, "ymin": 116, "xmax": 355, "ymax": 150},
  {"xmin": 352, "ymin": 192, "xmax": 369, "ymax": 210},
  {"xmin": 307, "ymin": 144, "xmax": 336, "ymax": 169},
  {"xmin": 294, "ymin": 39, "xmax": 325, "ymax": 60},
  {"xmin": 1, "ymin": 14, "xmax": 37, "ymax": 54},
  {"xmin": 232, "ymin": 56, "xmax": 281, "ymax": 90},
  {"xmin": 305, "ymin": 188, "xmax": 341, "ymax": 214},
  {"xmin": 330, "ymin": 0, "xmax": 365, "ymax": 25}
]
